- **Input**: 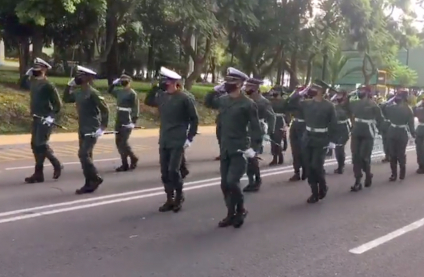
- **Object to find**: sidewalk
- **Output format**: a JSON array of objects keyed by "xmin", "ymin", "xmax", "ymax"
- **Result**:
[{"xmin": 0, "ymin": 125, "xmax": 217, "ymax": 146}]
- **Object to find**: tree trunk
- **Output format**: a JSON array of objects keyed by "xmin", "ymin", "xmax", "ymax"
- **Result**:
[
  {"xmin": 18, "ymin": 38, "xmax": 30, "ymax": 77},
  {"xmin": 276, "ymin": 60, "xmax": 283, "ymax": 85},
  {"xmin": 105, "ymin": 33, "xmax": 119, "ymax": 85},
  {"xmin": 31, "ymin": 26, "xmax": 43, "ymax": 60}
]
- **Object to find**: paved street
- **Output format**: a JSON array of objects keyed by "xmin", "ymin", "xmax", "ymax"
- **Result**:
[{"xmin": 0, "ymin": 132, "xmax": 423, "ymax": 277}]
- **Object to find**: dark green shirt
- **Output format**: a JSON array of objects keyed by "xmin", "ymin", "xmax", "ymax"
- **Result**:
[
  {"xmin": 204, "ymin": 91, "xmax": 262, "ymax": 153},
  {"xmin": 382, "ymin": 102, "xmax": 415, "ymax": 139},
  {"xmin": 144, "ymin": 88, "xmax": 199, "ymax": 148},
  {"xmin": 63, "ymin": 85, "xmax": 109, "ymax": 134},
  {"xmin": 344, "ymin": 98, "xmax": 384, "ymax": 138},
  {"xmin": 107, "ymin": 85, "xmax": 139, "ymax": 129},
  {"xmin": 30, "ymin": 78, "xmax": 62, "ymax": 118}
]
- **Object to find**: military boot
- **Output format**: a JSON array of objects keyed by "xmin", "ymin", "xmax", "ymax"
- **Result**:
[
  {"xmin": 243, "ymin": 175, "xmax": 256, "ymax": 192},
  {"xmin": 129, "ymin": 156, "xmax": 138, "ymax": 170},
  {"xmin": 25, "ymin": 165, "xmax": 44, "ymax": 183},
  {"xmin": 389, "ymin": 160, "xmax": 397, "ymax": 181},
  {"xmin": 307, "ymin": 183, "xmax": 320, "ymax": 203},
  {"xmin": 249, "ymin": 176, "xmax": 262, "ymax": 192},
  {"xmin": 399, "ymin": 165, "xmax": 406, "ymax": 180},
  {"xmin": 351, "ymin": 178, "xmax": 362, "ymax": 192},
  {"xmin": 52, "ymin": 164, "xmax": 63, "ymax": 180},
  {"xmin": 116, "ymin": 163, "xmax": 129, "ymax": 172},
  {"xmin": 318, "ymin": 183, "xmax": 329, "ymax": 200},
  {"xmin": 76, "ymin": 175, "xmax": 103, "ymax": 194},
  {"xmin": 278, "ymin": 152, "xmax": 284, "ymax": 164},
  {"xmin": 159, "ymin": 193, "xmax": 174, "ymax": 212},
  {"xmin": 233, "ymin": 206, "xmax": 248, "ymax": 228},
  {"xmin": 173, "ymin": 192, "xmax": 184, "ymax": 212},
  {"xmin": 289, "ymin": 172, "xmax": 301, "ymax": 181},
  {"xmin": 365, "ymin": 173, "xmax": 373, "ymax": 187},
  {"xmin": 269, "ymin": 155, "xmax": 278, "ymax": 166},
  {"xmin": 218, "ymin": 195, "xmax": 235, "ymax": 228},
  {"xmin": 334, "ymin": 166, "xmax": 344, "ymax": 174}
]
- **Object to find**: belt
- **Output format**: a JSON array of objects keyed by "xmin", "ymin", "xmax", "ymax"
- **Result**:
[
  {"xmin": 337, "ymin": 119, "xmax": 349, "ymax": 124},
  {"xmin": 354, "ymin": 118, "xmax": 376, "ymax": 124},
  {"xmin": 117, "ymin": 107, "xmax": 132, "ymax": 112},
  {"xmin": 293, "ymin": 118, "xmax": 305, "ymax": 122},
  {"xmin": 306, "ymin": 126, "xmax": 328, "ymax": 133},
  {"xmin": 275, "ymin": 113, "xmax": 285, "ymax": 117},
  {"xmin": 390, "ymin": 123, "xmax": 408, "ymax": 128}
]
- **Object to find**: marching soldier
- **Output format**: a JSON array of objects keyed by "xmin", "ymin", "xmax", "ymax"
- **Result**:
[
  {"xmin": 144, "ymin": 67, "xmax": 199, "ymax": 213},
  {"xmin": 243, "ymin": 78, "xmax": 276, "ymax": 192},
  {"xmin": 345, "ymin": 86, "xmax": 384, "ymax": 191},
  {"xmin": 381, "ymin": 90, "xmax": 415, "ymax": 181},
  {"xmin": 204, "ymin": 67, "xmax": 262, "ymax": 228},
  {"xmin": 285, "ymin": 86, "xmax": 307, "ymax": 181},
  {"xmin": 269, "ymin": 86, "xmax": 288, "ymax": 166},
  {"xmin": 380, "ymin": 91, "xmax": 395, "ymax": 163},
  {"xmin": 286, "ymin": 82, "xmax": 337, "ymax": 203},
  {"xmin": 108, "ymin": 74, "xmax": 139, "ymax": 172},
  {"xmin": 63, "ymin": 65, "xmax": 109, "ymax": 194},
  {"xmin": 331, "ymin": 90, "xmax": 351, "ymax": 174},
  {"xmin": 25, "ymin": 58, "xmax": 63, "ymax": 183},
  {"xmin": 414, "ymin": 98, "xmax": 424, "ymax": 173}
]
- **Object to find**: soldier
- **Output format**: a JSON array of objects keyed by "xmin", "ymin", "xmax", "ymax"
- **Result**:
[
  {"xmin": 269, "ymin": 86, "xmax": 288, "ymax": 166},
  {"xmin": 204, "ymin": 67, "xmax": 262, "ymax": 228},
  {"xmin": 144, "ymin": 67, "xmax": 199, "ymax": 213},
  {"xmin": 108, "ymin": 74, "xmax": 139, "ymax": 172},
  {"xmin": 380, "ymin": 91, "xmax": 395, "ymax": 163},
  {"xmin": 344, "ymin": 86, "xmax": 384, "ymax": 192},
  {"xmin": 243, "ymin": 78, "xmax": 276, "ymax": 192},
  {"xmin": 330, "ymin": 90, "xmax": 351, "ymax": 174},
  {"xmin": 414, "ymin": 98, "xmax": 424, "ymax": 173},
  {"xmin": 24, "ymin": 58, "xmax": 63, "ymax": 184},
  {"xmin": 381, "ymin": 90, "xmax": 415, "ymax": 181},
  {"xmin": 63, "ymin": 65, "xmax": 109, "ymax": 194},
  {"xmin": 286, "ymin": 82, "xmax": 337, "ymax": 203},
  {"xmin": 285, "ymin": 86, "xmax": 307, "ymax": 181}
]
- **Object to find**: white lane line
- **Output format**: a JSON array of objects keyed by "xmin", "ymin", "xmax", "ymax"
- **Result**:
[
  {"xmin": 349, "ymin": 218, "xmax": 424, "ymax": 254},
  {"xmin": 0, "ymin": 149, "xmax": 399, "ymax": 224}
]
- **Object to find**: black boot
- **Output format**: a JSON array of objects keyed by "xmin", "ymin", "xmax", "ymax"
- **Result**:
[
  {"xmin": 116, "ymin": 164, "xmax": 129, "ymax": 172},
  {"xmin": 25, "ymin": 165, "xmax": 44, "ymax": 183},
  {"xmin": 334, "ymin": 166, "xmax": 344, "ymax": 174},
  {"xmin": 307, "ymin": 184, "xmax": 320, "ymax": 203},
  {"xmin": 289, "ymin": 172, "xmax": 301, "ymax": 181},
  {"xmin": 52, "ymin": 163, "xmax": 63, "ymax": 180},
  {"xmin": 233, "ymin": 209, "xmax": 248, "ymax": 228},
  {"xmin": 389, "ymin": 160, "xmax": 397, "ymax": 181},
  {"xmin": 76, "ymin": 175, "xmax": 103, "ymax": 194},
  {"xmin": 365, "ymin": 173, "xmax": 373, "ymax": 187},
  {"xmin": 319, "ymin": 184, "xmax": 329, "ymax": 200},
  {"xmin": 243, "ymin": 175, "xmax": 256, "ymax": 192},
  {"xmin": 399, "ymin": 165, "xmax": 406, "ymax": 180},
  {"xmin": 249, "ymin": 176, "xmax": 262, "ymax": 192},
  {"xmin": 173, "ymin": 192, "xmax": 184, "ymax": 212},
  {"xmin": 218, "ymin": 213, "xmax": 235, "ymax": 228},
  {"xmin": 159, "ymin": 194, "xmax": 174, "ymax": 212},
  {"xmin": 351, "ymin": 178, "xmax": 362, "ymax": 192},
  {"xmin": 129, "ymin": 156, "xmax": 138, "ymax": 170},
  {"xmin": 278, "ymin": 152, "xmax": 284, "ymax": 164},
  {"xmin": 269, "ymin": 156, "xmax": 278, "ymax": 166}
]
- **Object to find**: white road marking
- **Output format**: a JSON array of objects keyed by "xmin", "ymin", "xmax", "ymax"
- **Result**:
[
  {"xmin": 349, "ymin": 217, "xmax": 424, "ymax": 254},
  {"xmin": 0, "ymin": 149, "xmax": 399, "ymax": 224}
]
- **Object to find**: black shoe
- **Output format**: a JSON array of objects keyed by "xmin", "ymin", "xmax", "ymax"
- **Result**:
[
  {"xmin": 218, "ymin": 215, "xmax": 235, "ymax": 228},
  {"xmin": 24, "ymin": 172, "xmax": 44, "ymax": 184},
  {"xmin": 116, "ymin": 165, "xmax": 129, "ymax": 172},
  {"xmin": 334, "ymin": 167, "xmax": 344, "ymax": 174},
  {"xmin": 350, "ymin": 182, "xmax": 362, "ymax": 192},
  {"xmin": 173, "ymin": 194, "xmax": 184, "ymax": 212},
  {"xmin": 159, "ymin": 199, "xmax": 174, "ymax": 212},
  {"xmin": 389, "ymin": 175, "xmax": 397, "ymax": 182},
  {"xmin": 233, "ymin": 210, "xmax": 248, "ymax": 228},
  {"xmin": 319, "ymin": 185, "xmax": 328, "ymax": 200},
  {"xmin": 75, "ymin": 176, "xmax": 103, "ymax": 195},
  {"xmin": 399, "ymin": 167, "xmax": 406, "ymax": 180},
  {"xmin": 307, "ymin": 194, "xmax": 319, "ymax": 204},
  {"xmin": 289, "ymin": 173, "xmax": 301, "ymax": 181},
  {"xmin": 364, "ymin": 174, "xmax": 373, "ymax": 187},
  {"xmin": 269, "ymin": 157, "xmax": 278, "ymax": 166},
  {"xmin": 53, "ymin": 164, "xmax": 63, "ymax": 180},
  {"xmin": 129, "ymin": 157, "xmax": 138, "ymax": 170}
]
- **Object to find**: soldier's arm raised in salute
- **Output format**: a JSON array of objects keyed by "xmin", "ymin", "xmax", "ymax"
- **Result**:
[
  {"xmin": 204, "ymin": 90, "xmax": 221, "ymax": 110},
  {"xmin": 92, "ymin": 92, "xmax": 110, "ymax": 129},
  {"xmin": 144, "ymin": 86, "xmax": 161, "ymax": 107},
  {"xmin": 62, "ymin": 85, "xmax": 76, "ymax": 103}
]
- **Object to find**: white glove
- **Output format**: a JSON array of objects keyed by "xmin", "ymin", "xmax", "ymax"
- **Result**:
[
  {"xmin": 243, "ymin": 148, "xmax": 256, "ymax": 158},
  {"xmin": 112, "ymin": 78, "xmax": 121, "ymax": 85},
  {"xmin": 183, "ymin": 139, "xmax": 191, "ymax": 149},
  {"xmin": 25, "ymin": 68, "xmax": 33, "ymax": 76},
  {"xmin": 123, "ymin": 123, "xmax": 135, "ymax": 129},
  {"xmin": 328, "ymin": 142, "xmax": 336, "ymax": 149},
  {"xmin": 68, "ymin": 78, "xmax": 76, "ymax": 86},
  {"xmin": 42, "ymin": 116, "xmax": 54, "ymax": 126},
  {"xmin": 94, "ymin": 128, "xmax": 104, "ymax": 137},
  {"xmin": 263, "ymin": 134, "xmax": 271, "ymax": 142}
]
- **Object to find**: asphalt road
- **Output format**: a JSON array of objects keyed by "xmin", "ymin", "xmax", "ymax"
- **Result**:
[{"xmin": 0, "ymin": 133, "xmax": 423, "ymax": 277}]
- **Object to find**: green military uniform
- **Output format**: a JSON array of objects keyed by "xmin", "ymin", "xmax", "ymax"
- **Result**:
[
  {"xmin": 63, "ymin": 66, "xmax": 109, "ymax": 194},
  {"xmin": 25, "ymin": 58, "xmax": 63, "ymax": 183},
  {"xmin": 287, "ymin": 84, "xmax": 337, "ymax": 203},
  {"xmin": 344, "ymin": 87, "xmax": 383, "ymax": 191},
  {"xmin": 333, "ymin": 97, "xmax": 350, "ymax": 174},
  {"xmin": 244, "ymin": 93, "xmax": 275, "ymax": 192},
  {"xmin": 285, "ymin": 88, "xmax": 307, "ymax": 181},
  {"xmin": 414, "ymin": 101, "xmax": 424, "ymax": 173},
  {"xmin": 144, "ymin": 70, "xmax": 199, "ymax": 213},
  {"xmin": 381, "ymin": 92, "xmax": 415, "ymax": 180},
  {"xmin": 107, "ymin": 76, "xmax": 139, "ymax": 171},
  {"xmin": 379, "ymin": 94, "xmax": 394, "ymax": 163},
  {"xmin": 269, "ymin": 94, "xmax": 287, "ymax": 165}
]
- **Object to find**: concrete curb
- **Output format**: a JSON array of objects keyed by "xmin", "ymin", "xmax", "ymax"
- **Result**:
[{"xmin": 0, "ymin": 125, "xmax": 217, "ymax": 146}]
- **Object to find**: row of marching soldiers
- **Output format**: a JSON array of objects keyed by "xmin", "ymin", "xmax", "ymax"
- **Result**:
[{"xmin": 23, "ymin": 58, "xmax": 423, "ymax": 229}]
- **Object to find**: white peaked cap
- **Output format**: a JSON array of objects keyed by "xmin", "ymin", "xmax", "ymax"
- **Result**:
[
  {"xmin": 226, "ymin": 67, "xmax": 248, "ymax": 80},
  {"xmin": 160, "ymin": 67, "xmax": 181, "ymax": 80},
  {"xmin": 76, "ymin": 65, "xmax": 97, "ymax": 75},
  {"xmin": 33, "ymin": 57, "xmax": 52, "ymax": 69}
]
